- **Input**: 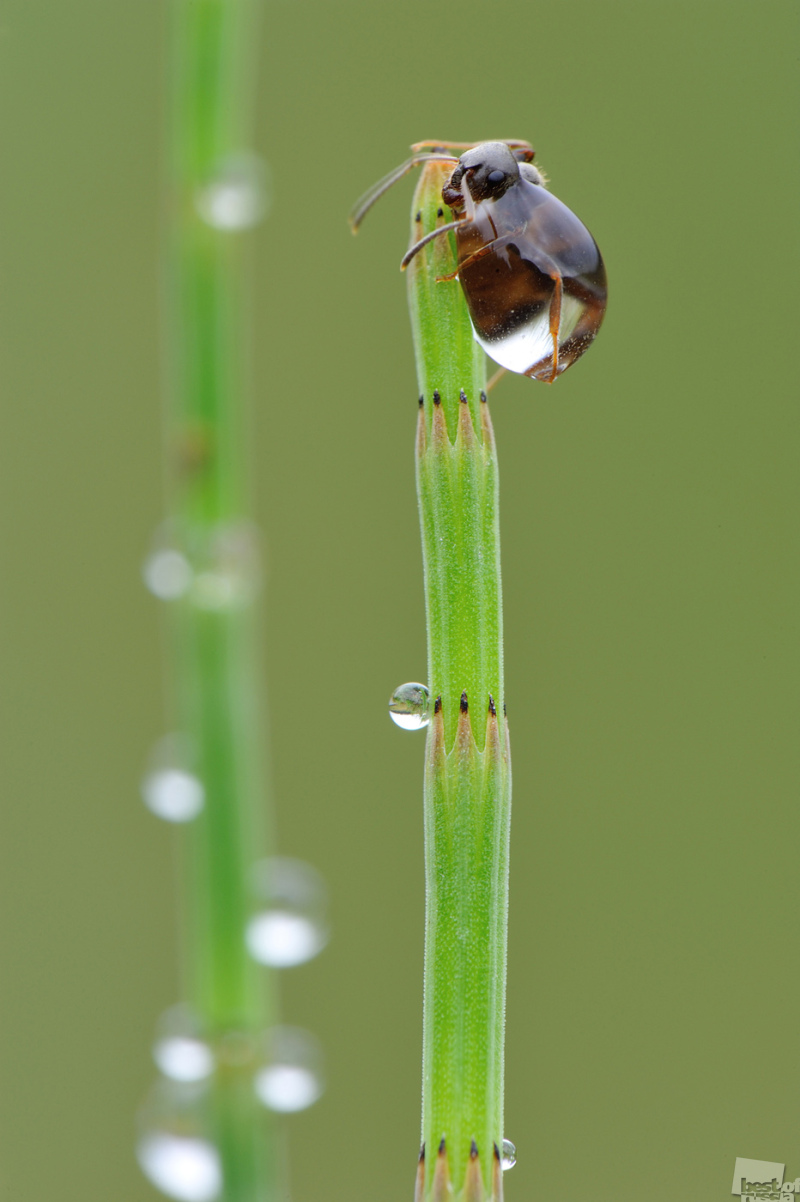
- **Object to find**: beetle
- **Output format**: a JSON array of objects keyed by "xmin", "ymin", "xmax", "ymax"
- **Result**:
[{"xmin": 350, "ymin": 139, "xmax": 607, "ymax": 384}]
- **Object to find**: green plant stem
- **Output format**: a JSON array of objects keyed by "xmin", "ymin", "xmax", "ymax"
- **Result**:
[
  {"xmin": 166, "ymin": 1, "xmax": 274, "ymax": 1197},
  {"xmin": 408, "ymin": 163, "xmax": 512, "ymax": 1200}
]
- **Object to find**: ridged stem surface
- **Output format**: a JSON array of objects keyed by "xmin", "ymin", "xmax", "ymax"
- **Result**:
[
  {"xmin": 408, "ymin": 161, "xmax": 512, "ymax": 1201},
  {"xmin": 164, "ymin": 1, "xmax": 275, "ymax": 1197}
]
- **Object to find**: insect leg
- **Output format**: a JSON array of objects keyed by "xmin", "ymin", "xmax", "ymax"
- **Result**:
[
  {"xmin": 434, "ymin": 231, "xmax": 521, "ymax": 282},
  {"xmin": 546, "ymin": 273, "xmax": 563, "ymax": 383},
  {"xmin": 485, "ymin": 366, "xmax": 508, "ymax": 393},
  {"xmin": 400, "ymin": 218, "xmax": 467, "ymax": 270}
]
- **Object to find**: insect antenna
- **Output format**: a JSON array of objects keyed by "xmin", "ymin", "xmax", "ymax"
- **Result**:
[{"xmin": 349, "ymin": 153, "xmax": 459, "ymax": 233}]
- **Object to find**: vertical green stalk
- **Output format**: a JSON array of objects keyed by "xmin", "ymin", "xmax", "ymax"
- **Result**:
[
  {"xmin": 164, "ymin": 0, "xmax": 274, "ymax": 1197},
  {"xmin": 408, "ymin": 163, "xmax": 512, "ymax": 1201}
]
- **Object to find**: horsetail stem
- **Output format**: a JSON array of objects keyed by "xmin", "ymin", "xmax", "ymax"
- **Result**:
[
  {"xmin": 156, "ymin": 0, "xmax": 276, "ymax": 1196},
  {"xmin": 408, "ymin": 160, "xmax": 512, "ymax": 1201}
]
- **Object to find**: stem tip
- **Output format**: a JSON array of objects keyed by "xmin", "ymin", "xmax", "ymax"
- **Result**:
[{"xmin": 460, "ymin": 691, "xmax": 469, "ymax": 713}]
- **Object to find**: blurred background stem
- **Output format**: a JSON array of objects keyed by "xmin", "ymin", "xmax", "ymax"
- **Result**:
[
  {"xmin": 408, "ymin": 161, "xmax": 511, "ymax": 1201},
  {"xmin": 164, "ymin": 0, "xmax": 275, "ymax": 1196}
]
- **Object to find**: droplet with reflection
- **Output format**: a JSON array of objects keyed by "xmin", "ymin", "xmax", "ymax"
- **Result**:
[
  {"xmin": 136, "ymin": 1080, "xmax": 221, "ymax": 1202},
  {"xmin": 195, "ymin": 153, "xmax": 270, "ymax": 231},
  {"xmin": 141, "ymin": 735, "xmax": 204, "ymax": 824},
  {"xmin": 153, "ymin": 1005, "xmax": 214, "ymax": 1084},
  {"xmin": 246, "ymin": 858, "xmax": 328, "ymax": 968},
  {"xmin": 254, "ymin": 1026, "xmax": 324, "ymax": 1113},
  {"xmin": 501, "ymin": 1139, "xmax": 516, "ymax": 1170},
  {"xmin": 388, "ymin": 682, "xmax": 430, "ymax": 730}
]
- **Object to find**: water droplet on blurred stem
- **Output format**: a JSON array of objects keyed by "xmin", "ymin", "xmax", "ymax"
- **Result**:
[
  {"xmin": 143, "ymin": 769, "xmax": 204, "ymax": 823},
  {"xmin": 501, "ymin": 1139, "xmax": 516, "ymax": 1170},
  {"xmin": 143, "ymin": 522, "xmax": 260, "ymax": 612},
  {"xmin": 153, "ymin": 1005, "xmax": 214, "ymax": 1083},
  {"xmin": 144, "ymin": 548, "xmax": 193, "ymax": 600},
  {"xmin": 195, "ymin": 153, "xmax": 270, "ymax": 231},
  {"xmin": 138, "ymin": 1134, "xmax": 221, "ymax": 1202},
  {"xmin": 246, "ymin": 858, "xmax": 328, "ymax": 968},
  {"xmin": 254, "ymin": 1027, "xmax": 324, "ymax": 1113},
  {"xmin": 388, "ymin": 682, "xmax": 430, "ymax": 730},
  {"xmin": 137, "ymin": 1081, "xmax": 221, "ymax": 1202},
  {"xmin": 142, "ymin": 735, "xmax": 204, "ymax": 823}
]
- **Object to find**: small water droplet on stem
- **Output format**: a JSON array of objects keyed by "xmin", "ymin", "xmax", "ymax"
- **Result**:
[
  {"xmin": 388, "ymin": 682, "xmax": 430, "ymax": 730},
  {"xmin": 245, "ymin": 858, "xmax": 328, "ymax": 968}
]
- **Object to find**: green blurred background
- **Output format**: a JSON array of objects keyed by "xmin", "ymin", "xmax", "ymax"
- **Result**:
[{"xmin": 1, "ymin": 1, "xmax": 798, "ymax": 1199}]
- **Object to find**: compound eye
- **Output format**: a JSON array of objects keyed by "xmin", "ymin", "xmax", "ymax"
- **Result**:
[{"xmin": 487, "ymin": 170, "xmax": 505, "ymax": 184}]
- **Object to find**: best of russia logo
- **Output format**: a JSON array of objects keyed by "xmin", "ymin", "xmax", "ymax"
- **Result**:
[{"xmin": 732, "ymin": 1158, "xmax": 799, "ymax": 1201}]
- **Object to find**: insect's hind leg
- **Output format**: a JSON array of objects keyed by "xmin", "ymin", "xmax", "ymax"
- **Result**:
[{"xmin": 546, "ymin": 273, "xmax": 563, "ymax": 383}]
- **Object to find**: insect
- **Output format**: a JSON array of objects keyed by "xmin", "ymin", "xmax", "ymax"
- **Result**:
[{"xmin": 350, "ymin": 139, "xmax": 607, "ymax": 384}]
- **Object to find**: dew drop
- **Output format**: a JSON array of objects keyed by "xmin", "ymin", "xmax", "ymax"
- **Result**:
[
  {"xmin": 137, "ymin": 1134, "xmax": 221, "ymax": 1202},
  {"xmin": 388, "ymin": 682, "xmax": 430, "ymax": 730},
  {"xmin": 142, "ymin": 768, "xmax": 204, "ymax": 823},
  {"xmin": 153, "ymin": 1006, "xmax": 214, "ymax": 1083},
  {"xmin": 137, "ymin": 1081, "xmax": 221, "ymax": 1202},
  {"xmin": 255, "ymin": 1064, "xmax": 321, "ymax": 1112},
  {"xmin": 142, "ymin": 735, "xmax": 204, "ymax": 823},
  {"xmin": 195, "ymin": 153, "xmax": 270, "ymax": 231},
  {"xmin": 190, "ymin": 523, "xmax": 260, "ymax": 612},
  {"xmin": 501, "ymin": 1139, "xmax": 516, "ymax": 1170},
  {"xmin": 254, "ymin": 1027, "xmax": 323, "ymax": 1113},
  {"xmin": 246, "ymin": 858, "xmax": 328, "ymax": 968},
  {"xmin": 144, "ymin": 548, "xmax": 193, "ymax": 601}
]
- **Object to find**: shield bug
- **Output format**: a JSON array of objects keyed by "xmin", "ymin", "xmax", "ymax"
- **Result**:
[{"xmin": 350, "ymin": 139, "xmax": 607, "ymax": 383}]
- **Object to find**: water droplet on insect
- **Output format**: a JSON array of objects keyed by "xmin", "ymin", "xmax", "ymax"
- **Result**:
[
  {"xmin": 501, "ymin": 1139, "xmax": 516, "ymax": 1170},
  {"xmin": 195, "ymin": 153, "xmax": 270, "ymax": 231},
  {"xmin": 144, "ymin": 548, "xmax": 193, "ymax": 600},
  {"xmin": 254, "ymin": 1027, "xmax": 324, "ymax": 1113},
  {"xmin": 246, "ymin": 858, "xmax": 328, "ymax": 968},
  {"xmin": 153, "ymin": 1006, "xmax": 214, "ymax": 1083},
  {"xmin": 137, "ymin": 1081, "xmax": 221, "ymax": 1202},
  {"xmin": 142, "ymin": 734, "xmax": 204, "ymax": 823},
  {"xmin": 388, "ymin": 682, "xmax": 430, "ymax": 730}
]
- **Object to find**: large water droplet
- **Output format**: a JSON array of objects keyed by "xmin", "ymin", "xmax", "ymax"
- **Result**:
[
  {"xmin": 142, "ymin": 735, "xmax": 204, "ymax": 823},
  {"xmin": 463, "ymin": 180, "xmax": 606, "ymax": 382},
  {"xmin": 246, "ymin": 858, "xmax": 328, "ymax": 968},
  {"xmin": 501, "ymin": 1139, "xmax": 516, "ymax": 1170},
  {"xmin": 388, "ymin": 682, "xmax": 430, "ymax": 730},
  {"xmin": 153, "ymin": 1006, "xmax": 214, "ymax": 1083},
  {"xmin": 137, "ymin": 1081, "xmax": 221, "ymax": 1202},
  {"xmin": 195, "ymin": 153, "xmax": 270, "ymax": 231},
  {"xmin": 254, "ymin": 1027, "xmax": 323, "ymax": 1113}
]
